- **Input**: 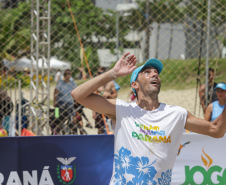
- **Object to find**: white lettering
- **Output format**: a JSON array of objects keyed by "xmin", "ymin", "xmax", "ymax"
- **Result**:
[
  {"xmin": 0, "ymin": 173, "xmax": 4, "ymax": 185},
  {"xmin": 39, "ymin": 166, "xmax": 53, "ymax": 185},
  {"xmin": 6, "ymin": 172, "xmax": 22, "ymax": 185},
  {"xmin": 23, "ymin": 171, "xmax": 38, "ymax": 185}
]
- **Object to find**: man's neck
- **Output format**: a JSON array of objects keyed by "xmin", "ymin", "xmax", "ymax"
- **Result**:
[{"xmin": 136, "ymin": 96, "xmax": 160, "ymax": 111}]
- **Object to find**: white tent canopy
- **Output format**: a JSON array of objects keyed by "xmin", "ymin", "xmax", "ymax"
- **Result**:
[
  {"xmin": 49, "ymin": 57, "xmax": 71, "ymax": 70},
  {"xmin": 3, "ymin": 56, "xmax": 71, "ymax": 71}
]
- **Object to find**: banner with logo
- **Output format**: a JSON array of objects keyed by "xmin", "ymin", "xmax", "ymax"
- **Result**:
[
  {"xmin": 0, "ymin": 134, "xmax": 226, "ymax": 185},
  {"xmin": 172, "ymin": 133, "xmax": 226, "ymax": 185},
  {"xmin": 0, "ymin": 135, "xmax": 114, "ymax": 185}
]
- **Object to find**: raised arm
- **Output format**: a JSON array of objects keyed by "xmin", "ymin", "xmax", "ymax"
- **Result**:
[
  {"xmin": 71, "ymin": 52, "xmax": 137, "ymax": 122},
  {"xmin": 185, "ymin": 106, "xmax": 226, "ymax": 138}
]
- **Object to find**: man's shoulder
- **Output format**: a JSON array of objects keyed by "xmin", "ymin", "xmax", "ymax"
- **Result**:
[
  {"xmin": 162, "ymin": 103, "xmax": 187, "ymax": 114},
  {"xmin": 116, "ymin": 99, "xmax": 130, "ymax": 106}
]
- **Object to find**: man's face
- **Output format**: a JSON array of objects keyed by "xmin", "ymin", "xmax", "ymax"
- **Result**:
[{"xmin": 136, "ymin": 66, "xmax": 161, "ymax": 96}]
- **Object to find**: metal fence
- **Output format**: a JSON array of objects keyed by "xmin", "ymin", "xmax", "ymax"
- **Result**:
[{"xmin": 0, "ymin": 0, "xmax": 225, "ymax": 136}]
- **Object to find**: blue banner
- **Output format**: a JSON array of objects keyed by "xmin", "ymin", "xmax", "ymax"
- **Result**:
[{"xmin": 0, "ymin": 135, "xmax": 114, "ymax": 185}]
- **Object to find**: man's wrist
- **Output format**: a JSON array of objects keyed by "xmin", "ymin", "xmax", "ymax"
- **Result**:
[
  {"xmin": 109, "ymin": 69, "xmax": 117, "ymax": 80},
  {"xmin": 110, "ymin": 72, "xmax": 117, "ymax": 80}
]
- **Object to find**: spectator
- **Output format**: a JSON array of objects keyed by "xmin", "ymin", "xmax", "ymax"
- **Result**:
[
  {"xmin": 0, "ymin": 89, "xmax": 14, "ymax": 133},
  {"xmin": 53, "ymin": 69, "xmax": 87, "ymax": 135},
  {"xmin": 93, "ymin": 67, "xmax": 117, "ymax": 134},
  {"xmin": 55, "ymin": 69, "xmax": 61, "ymax": 83},
  {"xmin": 205, "ymin": 82, "xmax": 226, "ymax": 121},
  {"xmin": 199, "ymin": 68, "xmax": 218, "ymax": 113},
  {"xmin": 24, "ymin": 67, "xmax": 30, "ymax": 77},
  {"xmin": 0, "ymin": 112, "xmax": 3, "ymax": 128},
  {"xmin": 16, "ymin": 92, "xmax": 29, "ymax": 131},
  {"xmin": 127, "ymin": 89, "xmax": 137, "ymax": 103},
  {"xmin": 78, "ymin": 67, "xmax": 87, "ymax": 79},
  {"xmin": 72, "ymin": 102, "xmax": 88, "ymax": 135},
  {"xmin": 114, "ymin": 81, "xmax": 120, "ymax": 92},
  {"xmin": 74, "ymin": 101, "xmax": 92, "ymax": 129}
]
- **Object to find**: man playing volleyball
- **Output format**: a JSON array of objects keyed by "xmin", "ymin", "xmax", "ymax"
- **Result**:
[{"xmin": 71, "ymin": 52, "xmax": 226, "ymax": 185}]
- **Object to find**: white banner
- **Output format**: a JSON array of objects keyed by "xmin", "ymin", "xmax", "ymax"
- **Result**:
[{"xmin": 172, "ymin": 133, "xmax": 226, "ymax": 185}]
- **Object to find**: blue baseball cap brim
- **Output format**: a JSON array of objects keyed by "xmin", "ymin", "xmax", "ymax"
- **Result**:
[
  {"xmin": 214, "ymin": 83, "xmax": 226, "ymax": 90},
  {"xmin": 130, "ymin": 58, "xmax": 163, "ymax": 95}
]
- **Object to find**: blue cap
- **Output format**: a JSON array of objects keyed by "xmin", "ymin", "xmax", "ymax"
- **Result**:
[
  {"xmin": 214, "ymin": 83, "xmax": 226, "ymax": 90},
  {"xmin": 130, "ymin": 58, "xmax": 163, "ymax": 95}
]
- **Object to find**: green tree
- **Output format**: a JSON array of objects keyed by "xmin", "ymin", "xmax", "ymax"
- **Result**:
[
  {"xmin": 0, "ymin": 0, "xmax": 124, "ymax": 76},
  {"xmin": 0, "ymin": 2, "xmax": 30, "ymax": 63},
  {"xmin": 50, "ymin": 0, "xmax": 119, "ymax": 75}
]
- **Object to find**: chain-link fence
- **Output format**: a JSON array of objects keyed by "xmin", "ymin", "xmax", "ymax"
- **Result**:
[{"xmin": 0, "ymin": 0, "xmax": 225, "ymax": 136}]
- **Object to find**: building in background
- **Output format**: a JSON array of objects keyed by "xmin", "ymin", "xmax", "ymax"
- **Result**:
[
  {"xmin": 94, "ymin": 0, "xmax": 133, "ymax": 11},
  {"xmin": 94, "ymin": 0, "xmax": 185, "ymax": 67},
  {"xmin": 94, "ymin": 0, "xmax": 223, "ymax": 67}
]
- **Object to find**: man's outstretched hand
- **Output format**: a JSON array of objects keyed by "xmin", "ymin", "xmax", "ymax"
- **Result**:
[{"xmin": 112, "ymin": 52, "xmax": 137, "ymax": 78}]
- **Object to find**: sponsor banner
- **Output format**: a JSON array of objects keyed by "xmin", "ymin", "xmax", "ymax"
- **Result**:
[
  {"xmin": 172, "ymin": 133, "xmax": 226, "ymax": 185},
  {"xmin": 0, "ymin": 135, "xmax": 114, "ymax": 185},
  {"xmin": 1, "ymin": 133, "xmax": 226, "ymax": 185}
]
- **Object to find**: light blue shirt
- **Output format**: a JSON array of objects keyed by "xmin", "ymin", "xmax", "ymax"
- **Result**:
[
  {"xmin": 56, "ymin": 79, "xmax": 77, "ymax": 106},
  {"xmin": 211, "ymin": 101, "xmax": 225, "ymax": 121}
]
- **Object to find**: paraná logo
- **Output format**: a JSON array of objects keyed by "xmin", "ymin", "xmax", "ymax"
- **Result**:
[{"xmin": 57, "ymin": 157, "xmax": 76, "ymax": 184}]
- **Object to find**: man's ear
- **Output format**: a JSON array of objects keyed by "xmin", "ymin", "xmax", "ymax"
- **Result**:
[{"xmin": 131, "ymin": 81, "xmax": 139, "ymax": 91}]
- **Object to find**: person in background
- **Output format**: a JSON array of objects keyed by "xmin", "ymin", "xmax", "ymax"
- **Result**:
[
  {"xmin": 0, "ymin": 89, "xmax": 13, "ymax": 134},
  {"xmin": 114, "ymin": 81, "xmax": 120, "ymax": 92},
  {"xmin": 78, "ymin": 67, "xmax": 87, "ymax": 79},
  {"xmin": 92, "ymin": 67, "xmax": 117, "ymax": 134},
  {"xmin": 205, "ymin": 82, "xmax": 226, "ymax": 121},
  {"xmin": 24, "ymin": 67, "xmax": 30, "ymax": 77},
  {"xmin": 16, "ymin": 92, "xmax": 29, "ymax": 132},
  {"xmin": 53, "ymin": 69, "xmax": 87, "ymax": 135},
  {"xmin": 74, "ymin": 101, "xmax": 93, "ymax": 129},
  {"xmin": 55, "ymin": 69, "xmax": 61, "ymax": 83},
  {"xmin": 127, "ymin": 89, "xmax": 137, "ymax": 103},
  {"xmin": 71, "ymin": 52, "xmax": 226, "ymax": 184},
  {"xmin": 54, "ymin": 69, "xmax": 76, "ymax": 112},
  {"xmin": 199, "ymin": 67, "xmax": 218, "ymax": 113}
]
